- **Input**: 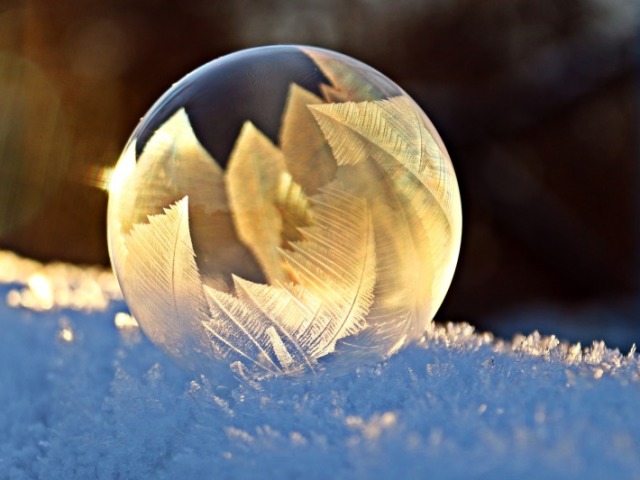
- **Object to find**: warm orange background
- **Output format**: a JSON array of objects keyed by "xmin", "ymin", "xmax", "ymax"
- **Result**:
[{"xmin": 0, "ymin": 0, "xmax": 636, "ymax": 335}]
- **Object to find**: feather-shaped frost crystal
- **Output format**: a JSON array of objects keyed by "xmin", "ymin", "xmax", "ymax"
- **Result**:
[{"xmin": 107, "ymin": 45, "xmax": 462, "ymax": 377}]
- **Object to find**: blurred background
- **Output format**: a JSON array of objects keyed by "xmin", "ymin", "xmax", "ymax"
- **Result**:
[{"xmin": 0, "ymin": 0, "xmax": 637, "ymax": 348}]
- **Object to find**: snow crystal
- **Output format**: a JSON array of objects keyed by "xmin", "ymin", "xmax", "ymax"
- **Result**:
[{"xmin": 0, "ymin": 251, "xmax": 638, "ymax": 479}]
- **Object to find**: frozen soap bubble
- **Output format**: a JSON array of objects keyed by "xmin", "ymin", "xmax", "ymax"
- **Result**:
[{"xmin": 107, "ymin": 45, "xmax": 462, "ymax": 378}]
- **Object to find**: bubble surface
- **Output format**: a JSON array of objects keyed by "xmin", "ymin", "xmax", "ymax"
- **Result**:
[{"xmin": 107, "ymin": 45, "xmax": 462, "ymax": 377}]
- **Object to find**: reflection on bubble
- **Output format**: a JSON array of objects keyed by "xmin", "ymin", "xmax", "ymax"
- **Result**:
[{"xmin": 107, "ymin": 45, "xmax": 462, "ymax": 378}]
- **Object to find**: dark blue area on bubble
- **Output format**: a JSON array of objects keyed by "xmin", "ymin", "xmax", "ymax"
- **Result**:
[{"xmin": 133, "ymin": 46, "xmax": 331, "ymax": 167}]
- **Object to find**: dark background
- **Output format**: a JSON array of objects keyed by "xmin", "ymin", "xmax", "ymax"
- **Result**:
[{"xmin": 0, "ymin": 0, "xmax": 637, "ymax": 347}]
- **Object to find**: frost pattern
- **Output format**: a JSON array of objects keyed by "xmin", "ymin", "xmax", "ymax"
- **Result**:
[
  {"xmin": 309, "ymin": 96, "xmax": 457, "ymax": 225},
  {"xmin": 114, "ymin": 83, "xmax": 460, "ymax": 376},
  {"xmin": 309, "ymin": 97, "xmax": 460, "ymax": 333},
  {"xmin": 279, "ymin": 83, "xmax": 336, "ymax": 194},
  {"xmin": 119, "ymin": 108, "xmax": 227, "ymax": 232},
  {"xmin": 226, "ymin": 122, "xmax": 289, "ymax": 284},
  {"xmin": 205, "ymin": 181, "xmax": 375, "ymax": 374},
  {"xmin": 124, "ymin": 183, "xmax": 374, "ymax": 375},
  {"xmin": 301, "ymin": 47, "xmax": 390, "ymax": 102},
  {"xmin": 123, "ymin": 198, "xmax": 212, "ymax": 365}
]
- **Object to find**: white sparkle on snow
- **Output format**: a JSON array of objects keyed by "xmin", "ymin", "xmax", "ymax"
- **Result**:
[{"xmin": 0, "ymin": 250, "xmax": 638, "ymax": 479}]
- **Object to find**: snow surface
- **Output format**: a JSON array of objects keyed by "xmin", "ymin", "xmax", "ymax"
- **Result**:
[{"xmin": 1, "ymin": 254, "xmax": 640, "ymax": 479}]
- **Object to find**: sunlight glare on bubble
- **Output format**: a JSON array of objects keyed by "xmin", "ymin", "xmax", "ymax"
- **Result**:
[
  {"xmin": 83, "ymin": 164, "xmax": 116, "ymax": 192},
  {"xmin": 107, "ymin": 144, "xmax": 135, "ymax": 195}
]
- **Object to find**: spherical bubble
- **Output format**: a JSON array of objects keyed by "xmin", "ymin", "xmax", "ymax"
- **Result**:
[{"xmin": 107, "ymin": 45, "xmax": 462, "ymax": 378}]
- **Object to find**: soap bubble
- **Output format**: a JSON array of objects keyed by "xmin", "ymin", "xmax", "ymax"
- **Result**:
[{"xmin": 107, "ymin": 45, "xmax": 461, "ymax": 378}]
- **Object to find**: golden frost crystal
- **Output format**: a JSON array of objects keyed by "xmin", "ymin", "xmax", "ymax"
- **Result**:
[{"xmin": 107, "ymin": 45, "xmax": 462, "ymax": 377}]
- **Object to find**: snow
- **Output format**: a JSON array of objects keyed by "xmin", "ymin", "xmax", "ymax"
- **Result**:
[{"xmin": 1, "ymin": 252, "xmax": 639, "ymax": 479}]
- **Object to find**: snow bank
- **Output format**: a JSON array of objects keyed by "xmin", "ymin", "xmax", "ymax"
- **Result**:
[{"xmin": 0, "ymin": 252, "xmax": 638, "ymax": 479}]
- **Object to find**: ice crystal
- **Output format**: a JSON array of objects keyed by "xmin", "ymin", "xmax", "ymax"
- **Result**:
[{"xmin": 107, "ymin": 46, "xmax": 462, "ymax": 376}]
